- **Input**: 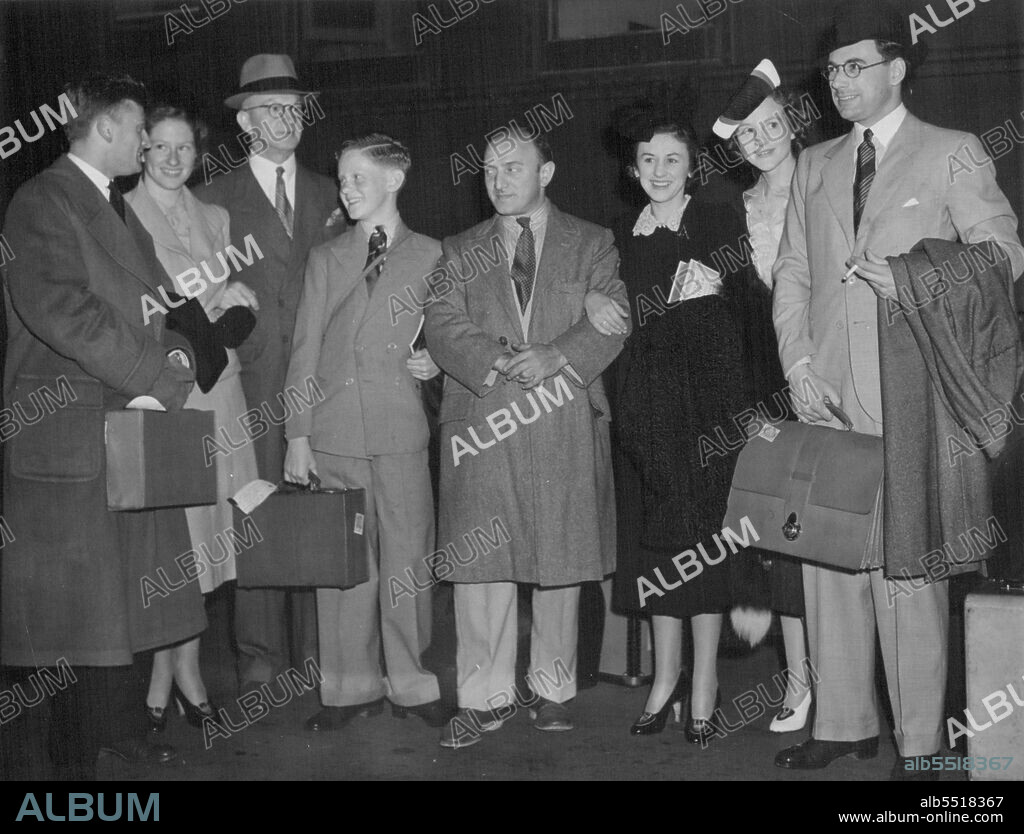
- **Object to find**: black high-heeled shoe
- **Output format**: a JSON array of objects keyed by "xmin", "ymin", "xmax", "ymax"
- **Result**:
[
  {"xmin": 684, "ymin": 690, "xmax": 722, "ymax": 746},
  {"xmin": 171, "ymin": 681, "xmax": 219, "ymax": 728},
  {"xmin": 630, "ymin": 671, "xmax": 690, "ymax": 736},
  {"xmin": 145, "ymin": 703, "xmax": 167, "ymax": 733}
]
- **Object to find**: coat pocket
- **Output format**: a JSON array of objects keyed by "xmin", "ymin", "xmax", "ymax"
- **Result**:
[{"xmin": 9, "ymin": 375, "xmax": 104, "ymax": 483}]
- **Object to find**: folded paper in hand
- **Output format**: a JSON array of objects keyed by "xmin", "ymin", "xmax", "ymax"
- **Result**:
[
  {"xmin": 125, "ymin": 395, "xmax": 166, "ymax": 411},
  {"xmin": 668, "ymin": 259, "xmax": 723, "ymax": 303},
  {"xmin": 231, "ymin": 479, "xmax": 280, "ymax": 514}
]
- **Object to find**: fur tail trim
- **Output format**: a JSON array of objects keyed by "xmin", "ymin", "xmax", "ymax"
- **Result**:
[{"xmin": 730, "ymin": 606, "xmax": 773, "ymax": 647}]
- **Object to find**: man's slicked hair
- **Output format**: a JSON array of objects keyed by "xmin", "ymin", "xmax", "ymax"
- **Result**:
[
  {"xmin": 62, "ymin": 74, "xmax": 147, "ymax": 143},
  {"xmin": 531, "ymin": 132, "xmax": 554, "ymax": 165},
  {"xmin": 337, "ymin": 133, "xmax": 412, "ymax": 175},
  {"xmin": 484, "ymin": 131, "xmax": 554, "ymax": 166}
]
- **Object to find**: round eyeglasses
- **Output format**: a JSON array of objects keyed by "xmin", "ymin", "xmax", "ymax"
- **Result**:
[
  {"xmin": 240, "ymin": 102, "xmax": 307, "ymax": 121},
  {"xmin": 822, "ymin": 58, "xmax": 892, "ymax": 81}
]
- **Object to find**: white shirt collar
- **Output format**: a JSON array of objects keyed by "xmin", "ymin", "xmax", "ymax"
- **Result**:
[
  {"xmin": 249, "ymin": 151, "xmax": 296, "ymax": 180},
  {"xmin": 632, "ymin": 195, "xmax": 691, "ymax": 236},
  {"xmin": 853, "ymin": 103, "xmax": 907, "ymax": 158},
  {"xmin": 358, "ymin": 213, "xmax": 401, "ymax": 244},
  {"xmin": 67, "ymin": 153, "xmax": 114, "ymax": 198}
]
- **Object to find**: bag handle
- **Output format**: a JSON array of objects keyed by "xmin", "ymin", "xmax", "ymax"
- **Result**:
[
  {"xmin": 279, "ymin": 471, "xmax": 322, "ymax": 492},
  {"xmin": 823, "ymin": 397, "xmax": 854, "ymax": 430}
]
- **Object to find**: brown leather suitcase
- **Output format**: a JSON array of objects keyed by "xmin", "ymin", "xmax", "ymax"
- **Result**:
[{"xmin": 105, "ymin": 408, "xmax": 217, "ymax": 510}]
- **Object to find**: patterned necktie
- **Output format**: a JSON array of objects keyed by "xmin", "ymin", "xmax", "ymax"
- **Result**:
[
  {"xmin": 365, "ymin": 225, "xmax": 387, "ymax": 296},
  {"xmin": 853, "ymin": 128, "xmax": 875, "ymax": 234},
  {"xmin": 275, "ymin": 166, "xmax": 293, "ymax": 239},
  {"xmin": 108, "ymin": 180, "xmax": 126, "ymax": 224},
  {"xmin": 511, "ymin": 216, "xmax": 535, "ymax": 312}
]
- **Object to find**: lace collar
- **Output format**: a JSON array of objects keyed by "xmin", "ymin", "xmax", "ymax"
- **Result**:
[{"xmin": 632, "ymin": 195, "xmax": 691, "ymax": 236}]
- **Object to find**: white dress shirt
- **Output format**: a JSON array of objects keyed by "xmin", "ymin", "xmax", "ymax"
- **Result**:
[
  {"xmin": 249, "ymin": 152, "xmax": 296, "ymax": 208},
  {"xmin": 852, "ymin": 103, "xmax": 907, "ymax": 166},
  {"xmin": 67, "ymin": 152, "xmax": 115, "ymax": 199}
]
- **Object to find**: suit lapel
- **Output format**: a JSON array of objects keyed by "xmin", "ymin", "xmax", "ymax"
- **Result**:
[
  {"xmin": 482, "ymin": 216, "xmax": 525, "ymax": 342},
  {"xmin": 182, "ymin": 188, "xmax": 221, "ymax": 265},
  {"xmin": 360, "ymin": 221, "xmax": 416, "ymax": 326},
  {"xmin": 855, "ymin": 114, "xmax": 920, "ymax": 246},
  {"xmin": 54, "ymin": 161, "xmax": 163, "ymax": 296},
  {"xmin": 124, "ymin": 183, "xmax": 193, "ymax": 263},
  {"xmin": 233, "ymin": 165, "xmax": 293, "ymax": 268},
  {"xmin": 535, "ymin": 205, "xmax": 575, "ymax": 293},
  {"xmin": 328, "ymin": 229, "xmax": 370, "ymax": 326},
  {"xmin": 288, "ymin": 165, "xmax": 329, "ymax": 273},
  {"xmin": 821, "ymin": 132, "xmax": 857, "ymax": 254}
]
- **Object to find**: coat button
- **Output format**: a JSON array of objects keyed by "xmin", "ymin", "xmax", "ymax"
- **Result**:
[
  {"xmin": 345, "ymin": 378, "xmax": 354, "ymax": 386},
  {"xmin": 387, "ymin": 342, "xmax": 397, "ymax": 351},
  {"xmin": 836, "ymin": 321, "xmax": 844, "ymax": 329},
  {"xmin": 356, "ymin": 345, "xmax": 364, "ymax": 352}
]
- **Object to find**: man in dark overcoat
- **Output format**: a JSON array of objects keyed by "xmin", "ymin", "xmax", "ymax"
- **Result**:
[{"xmin": 1, "ymin": 75, "xmax": 203, "ymax": 778}]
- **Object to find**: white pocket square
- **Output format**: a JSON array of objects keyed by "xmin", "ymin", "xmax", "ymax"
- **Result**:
[{"xmin": 902, "ymin": 198, "xmax": 920, "ymax": 207}]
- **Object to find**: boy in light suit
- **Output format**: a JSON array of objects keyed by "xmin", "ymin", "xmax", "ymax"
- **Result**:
[{"xmin": 283, "ymin": 134, "xmax": 447, "ymax": 730}]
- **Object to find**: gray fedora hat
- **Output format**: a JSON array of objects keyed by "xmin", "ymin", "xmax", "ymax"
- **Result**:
[{"xmin": 224, "ymin": 53, "xmax": 318, "ymax": 109}]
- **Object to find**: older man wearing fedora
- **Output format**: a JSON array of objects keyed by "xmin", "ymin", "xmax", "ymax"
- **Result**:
[{"xmin": 195, "ymin": 54, "xmax": 339, "ymax": 697}]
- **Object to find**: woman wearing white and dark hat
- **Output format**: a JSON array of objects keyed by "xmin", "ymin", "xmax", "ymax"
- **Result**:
[{"xmin": 713, "ymin": 59, "xmax": 815, "ymax": 734}]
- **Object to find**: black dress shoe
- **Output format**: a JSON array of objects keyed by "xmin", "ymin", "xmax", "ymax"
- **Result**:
[
  {"xmin": 304, "ymin": 700, "xmax": 384, "ymax": 732},
  {"xmin": 100, "ymin": 737, "xmax": 178, "ymax": 765},
  {"xmin": 631, "ymin": 670, "xmax": 689, "ymax": 736},
  {"xmin": 775, "ymin": 737, "xmax": 879, "ymax": 769},
  {"xmin": 391, "ymin": 699, "xmax": 453, "ymax": 728},
  {"xmin": 891, "ymin": 753, "xmax": 941, "ymax": 781},
  {"xmin": 171, "ymin": 682, "xmax": 220, "ymax": 729}
]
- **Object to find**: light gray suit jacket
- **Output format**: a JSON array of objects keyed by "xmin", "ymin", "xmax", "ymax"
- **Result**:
[
  {"xmin": 773, "ymin": 111, "xmax": 1024, "ymax": 435},
  {"xmin": 284, "ymin": 221, "xmax": 441, "ymax": 458}
]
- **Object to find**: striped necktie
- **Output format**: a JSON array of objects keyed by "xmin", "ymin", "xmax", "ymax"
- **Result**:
[
  {"xmin": 275, "ymin": 166, "xmax": 293, "ymax": 239},
  {"xmin": 853, "ymin": 128, "xmax": 875, "ymax": 235},
  {"xmin": 365, "ymin": 226, "xmax": 387, "ymax": 296},
  {"xmin": 511, "ymin": 216, "xmax": 535, "ymax": 312}
]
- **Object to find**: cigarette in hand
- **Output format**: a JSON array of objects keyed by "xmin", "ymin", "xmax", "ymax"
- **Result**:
[{"xmin": 841, "ymin": 264, "xmax": 858, "ymax": 284}]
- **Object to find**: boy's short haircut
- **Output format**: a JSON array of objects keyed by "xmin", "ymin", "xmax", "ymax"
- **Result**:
[{"xmin": 336, "ymin": 133, "xmax": 412, "ymax": 175}]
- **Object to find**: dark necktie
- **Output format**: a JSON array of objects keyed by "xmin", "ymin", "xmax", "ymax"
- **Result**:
[
  {"xmin": 365, "ymin": 225, "xmax": 387, "ymax": 296},
  {"xmin": 275, "ymin": 166, "xmax": 293, "ymax": 239},
  {"xmin": 853, "ymin": 128, "xmax": 875, "ymax": 235},
  {"xmin": 511, "ymin": 216, "xmax": 535, "ymax": 313},
  {"xmin": 108, "ymin": 180, "xmax": 126, "ymax": 224}
]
